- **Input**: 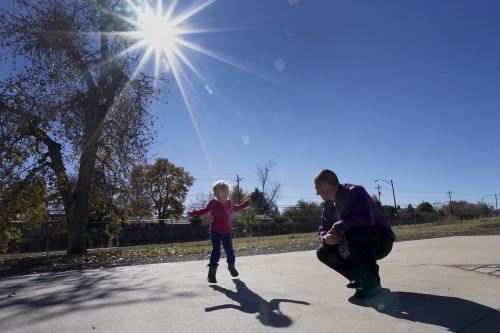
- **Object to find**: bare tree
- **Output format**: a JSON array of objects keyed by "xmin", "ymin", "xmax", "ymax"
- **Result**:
[
  {"xmin": 255, "ymin": 160, "xmax": 281, "ymax": 216},
  {"xmin": 188, "ymin": 193, "xmax": 213, "ymax": 212}
]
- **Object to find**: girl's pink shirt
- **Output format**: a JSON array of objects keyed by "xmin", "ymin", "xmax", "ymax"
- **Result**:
[{"xmin": 189, "ymin": 199, "xmax": 251, "ymax": 233}]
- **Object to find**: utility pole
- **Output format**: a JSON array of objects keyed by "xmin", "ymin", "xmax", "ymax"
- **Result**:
[
  {"xmin": 235, "ymin": 174, "xmax": 242, "ymax": 203},
  {"xmin": 236, "ymin": 174, "xmax": 242, "ymax": 191},
  {"xmin": 375, "ymin": 179, "xmax": 398, "ymax": 223},
  {"xmin": 448, "ymin": 190, "xmax": 453, "ymax": 215},
  {"xmin": 376, "ymin": 184, "xmax": 381, "ymax": 203},
  {"xmin": 495, "ymin": 193, "xmax": 498, "ymax": 217},
  {"xmin": 390, "ymin": 180, "xmax": 397, "ymax": 216}
]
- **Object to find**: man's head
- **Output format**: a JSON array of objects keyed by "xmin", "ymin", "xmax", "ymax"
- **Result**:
[{"xmin": 314, "ymin": 169, "xmax": 339, "ymax": 201}]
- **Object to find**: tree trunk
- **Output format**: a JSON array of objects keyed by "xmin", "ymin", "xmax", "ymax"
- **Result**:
[
  {"xmin": 67, "ymin": 193, "xmax": 90, "ymax": 254},
  {"xmin": 156, "ymin": 207, "xmax": 163, "ymax": 227},
  {"xmin": 0, "ymin": 208, "xmax": 7, "ymax": 251},
  {"xmin": 67, "ymin": 153, "xmax": 96, "ymax": 254},
  {"xmin": 67, "ymin": 122, "xmax": 101, "ymax": 254}
]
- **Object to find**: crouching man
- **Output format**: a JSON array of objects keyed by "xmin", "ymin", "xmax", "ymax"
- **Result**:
[{"xmin": 314, "ymin": 169, "xmax": 395, "ymax": 299}]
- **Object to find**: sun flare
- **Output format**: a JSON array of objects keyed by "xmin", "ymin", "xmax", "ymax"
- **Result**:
[
  {"xmin": 110, "ymin": 0, "xmax": 265, "ymax": 176},
  {"xmin": 110, "ymin": 0, "xmax": 219, "ymax": 174},
  {"xmin": 137, "ymin": 9, "xmax": 178, "ymax": 52}
]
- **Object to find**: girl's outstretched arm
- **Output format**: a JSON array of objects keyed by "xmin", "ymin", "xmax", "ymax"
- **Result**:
[
  {"xmin": 233, "ymin": 198, "xmax": 252, "ymax": 212},
  {"xmin": 188, "ymin": 200, "xmax": 213, "ymax": 218}
]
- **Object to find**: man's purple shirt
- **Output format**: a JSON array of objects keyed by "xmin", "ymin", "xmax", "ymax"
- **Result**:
[{"xmin": 318, "ymin": 184, "xmax": 395, "ymax": 243}]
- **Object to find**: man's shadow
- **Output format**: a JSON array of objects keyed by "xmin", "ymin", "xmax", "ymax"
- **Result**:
[
  {"xmin": 349, "ymin": 288, "xmax": 500, "ymax": 333},
  {"xmin": 205, "ymin": 279, "xmax": 310, "ymax": 327}
]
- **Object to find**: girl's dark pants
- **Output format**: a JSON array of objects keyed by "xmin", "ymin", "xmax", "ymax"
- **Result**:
[
  {"xmin": 209, "ymin": 231, "xmax": 235, "ymax": 267},
  {"xmin": 316, "ymin": 226, "xmax": 393, "ymax": 291}
]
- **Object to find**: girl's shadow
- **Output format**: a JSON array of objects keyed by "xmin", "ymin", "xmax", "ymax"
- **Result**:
[{"xmin": 205, "ymin": 279, "xmax": 310, "ymax": 327}]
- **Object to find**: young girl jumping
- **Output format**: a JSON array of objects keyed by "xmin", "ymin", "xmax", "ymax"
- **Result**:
[{"xmin": 188, "ymin": 180, "xmax": 252, "ymax": 283}]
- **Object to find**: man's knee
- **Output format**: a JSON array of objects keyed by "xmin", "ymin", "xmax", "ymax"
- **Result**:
[
  {"xmin": 317, "ymin": 244, "xmax": 341, "ymax": 266},
  {"xmin": 376, "ymin": 239, "xmax": 393, "ymax": 260},
  {"xmin": 316, "ymin": 244, "xmax": 329, "ymax": 262}
]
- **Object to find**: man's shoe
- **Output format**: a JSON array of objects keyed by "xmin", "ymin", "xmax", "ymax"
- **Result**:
[
  {"xmin": 228, "ymin": 263, "xmax": 239, "ymax": 277},
  {"xmin": 346, "ymin": 280, "xmax": 360, "ymax": 289},
  {"xmin": 353, "ymin": 284, "xmax": 381, "ymax": 299}
]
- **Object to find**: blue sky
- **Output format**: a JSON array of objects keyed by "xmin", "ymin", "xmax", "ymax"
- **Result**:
[
  {"xmin": 2, "ymin": 0, "xmax": 500, "ymax": 210},
  {"xmin": 150, "ymin": 0, "xmax": 500, "ymax": 210}
]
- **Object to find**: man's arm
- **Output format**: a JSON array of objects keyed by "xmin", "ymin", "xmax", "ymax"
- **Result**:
[
  {"xmin": 318, "ymin": 223, "xmax": 327, "ymax": 244},
  {"xmin": 318, "ymin": 202, "xmax": 336, "ymax": 243},
  {"xmin": 332, "ymin": 187, "xmax": 376, "ymax": 233}
]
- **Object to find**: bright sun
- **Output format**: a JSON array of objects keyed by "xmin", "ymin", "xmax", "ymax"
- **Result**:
[
  {"xmin": 109, "ymin": 0, "xmax": 221, "ymax": 173},
  {"xmin": 110, "ymin": 0, "xmax": 258, "ymax": 175},
  {"xmin": 136, "ymin": 5, "xmax": 178, "ymax": 53},
  {"xmin": 110, "ymin": 0, "xmax": 235, "ymax": 82}
]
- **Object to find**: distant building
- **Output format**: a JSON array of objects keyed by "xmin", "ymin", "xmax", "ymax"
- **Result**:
[{"xmin": 254, "ymin": 215, "xmax": 273, "ymax": 222}]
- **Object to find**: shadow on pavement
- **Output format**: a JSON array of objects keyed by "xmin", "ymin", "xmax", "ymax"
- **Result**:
[
  {"xmin": 349, "ymin": 288, "xmax": 500, "ymax": 333},
  {"xmin": 205, "ymin": 279, "xmax": 310, "ymax": 327},
  {"xmin": 0, "ymin": 269, "xmax": 164, "ymax": 326}
]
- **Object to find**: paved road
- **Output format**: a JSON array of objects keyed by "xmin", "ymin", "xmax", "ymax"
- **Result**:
[{"xmin": 1, "ymin": 236, "xmax": 499, "ymax": 332}]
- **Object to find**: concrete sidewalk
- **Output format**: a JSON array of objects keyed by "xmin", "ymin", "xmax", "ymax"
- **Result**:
[{"xmin": 1, "ymin": 236, "xmax": 499, "ymax": 332}]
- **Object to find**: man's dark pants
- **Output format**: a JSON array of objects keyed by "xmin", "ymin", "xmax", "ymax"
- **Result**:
[{"xmin": 316, "ymin": 226, "xmax": 393, "ymax": 291}]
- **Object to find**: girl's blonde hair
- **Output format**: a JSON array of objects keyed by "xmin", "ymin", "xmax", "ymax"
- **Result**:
[{"xmin": 212, "ymin": 180, "xmax": 230, "ymax": 195}]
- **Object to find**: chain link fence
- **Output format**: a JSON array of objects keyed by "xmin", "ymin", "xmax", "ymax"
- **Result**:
[{"xmin": 4, "ymin": 210, "xmax": 498, "ymax": 254}]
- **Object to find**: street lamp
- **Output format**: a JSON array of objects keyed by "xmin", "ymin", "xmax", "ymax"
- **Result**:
[
  {"xmin": 375, "ymin": 179, "xmax": 397, "ymax": 217},
  {"xmin": 481, "ymin": 196, "xmax": 490, "ymax": 204},
  {"xmin": 481, "ymin": 194, "xmax": 498, "ymax": 216}
]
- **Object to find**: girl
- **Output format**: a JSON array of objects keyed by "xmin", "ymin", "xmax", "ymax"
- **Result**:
[{"xmin": 188, "ymin": 180, "xmax": 252, "ymax": 283}]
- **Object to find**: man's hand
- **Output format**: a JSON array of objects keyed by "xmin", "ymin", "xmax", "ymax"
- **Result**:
[
  {"xmin": 323, "ymin": 233, "xmax": 339, "ymax": 245},
  {"xmin": 324, "ymin": 227, "xmax": 343, "ymax": 245}
]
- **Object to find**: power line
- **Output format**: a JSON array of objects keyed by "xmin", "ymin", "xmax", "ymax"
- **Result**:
[{"xmin": 189, "ymin": 175, "xmax": 498, "ymax": 197}]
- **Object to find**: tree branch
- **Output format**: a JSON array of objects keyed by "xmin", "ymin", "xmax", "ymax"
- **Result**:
[{"xmin": 0, "ymin": 100, "xmax": 73, "ymax": 216}]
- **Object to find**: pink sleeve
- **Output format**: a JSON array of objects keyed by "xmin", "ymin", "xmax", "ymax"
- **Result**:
[
  {"xmin": 232, "ymin": 199, "xmax": 251, "ymax": 212},
  {"xmin": 189, "ymin": 200, "xmax": 212, "ymax": 217}
]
